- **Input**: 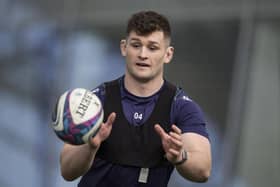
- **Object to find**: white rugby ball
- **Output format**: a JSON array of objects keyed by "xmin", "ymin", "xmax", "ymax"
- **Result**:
[{"xmin": 52, "ymin": 88, "xmax": 103, "ymax": 145}]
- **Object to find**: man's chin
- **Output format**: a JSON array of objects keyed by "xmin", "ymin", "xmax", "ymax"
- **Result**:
[{"xmin": 131, "ymin": 74, "xmax": 152, "ymax": 83}]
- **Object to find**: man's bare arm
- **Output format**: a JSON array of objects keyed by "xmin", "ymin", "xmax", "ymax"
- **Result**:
[{"xmin": 60, "ymin": 112, "xmax": 116, "ymax": 181}]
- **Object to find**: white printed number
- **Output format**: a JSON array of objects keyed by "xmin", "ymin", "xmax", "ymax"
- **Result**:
[{"xmin": 134, "ymin": 112, "xmax": 143, "ymax": 120}]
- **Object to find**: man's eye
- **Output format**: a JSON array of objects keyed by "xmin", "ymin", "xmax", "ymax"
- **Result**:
[
  {"xmin": 149, "ymin": 46, "xmax": 158, "ymax": 51},
  {"xmin": 131, "ymin": 43, "xmax": 141, "ymax": 48}
]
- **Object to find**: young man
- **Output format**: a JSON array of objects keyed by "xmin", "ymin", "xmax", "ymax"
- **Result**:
[{"xmin": 60, "ymin": 10, "xmax": 211, "ymax": 187}]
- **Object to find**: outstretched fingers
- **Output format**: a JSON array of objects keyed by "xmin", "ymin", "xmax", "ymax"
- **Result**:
[
  {"xmin": 88, "ymin": 112, "xmax": 116, "ymax": 149},
  {"xmin": 171, "ymin": 124, "xmax": 182, "ymax": 134},
  {"xmin": 169, "ymin": 124, "xmax": 183, "ymax": 150},
  {"xmin": 169, "ymin": 132, "xmax": 183, "ymax": 149},
  {"xmin": 155, "ymin": 124, "xmax": 184, "ymax": 163}
]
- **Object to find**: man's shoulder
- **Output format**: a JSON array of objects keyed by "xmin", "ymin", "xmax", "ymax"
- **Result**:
[
  {"xmin": 91, "ymin": 76, "xmax": 123, "ymax": 103},
  {"xmin": 162, "ymin": 80, "xmax": 195, "ymax": 105},
  {"xmin": 104, "ymin": 76, "xmax": 123, "ymax": 86},
  {"xmin": 174, "ymin": 88, "xmax": 193, "ymax": 103},
  {"xmin": 92, "ymin": 76, "xmax": 123, "ymax": 93},
  {"xmin": 172, "ymin": 87, "xmax": 203, "ymax": 114}
]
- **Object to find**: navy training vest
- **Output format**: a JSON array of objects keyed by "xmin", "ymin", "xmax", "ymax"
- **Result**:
[{"xmin": 97, "ymin": 79, "xmax": 177, "ymax": 168}]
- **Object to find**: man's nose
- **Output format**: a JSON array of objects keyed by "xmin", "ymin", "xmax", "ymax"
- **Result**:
[{"xmin": 138, "ymin": 47, "xmax": 148, "ymax": 59}]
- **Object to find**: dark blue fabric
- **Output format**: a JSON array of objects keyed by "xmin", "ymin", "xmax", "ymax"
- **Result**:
[{"xmin": 79, "ymin": 158, "xmax": 174, "ymax": 187}]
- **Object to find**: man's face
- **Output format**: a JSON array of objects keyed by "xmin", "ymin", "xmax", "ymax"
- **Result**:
[{"xmin": 120, "ymin": 31, "xmax": 174, "ymax": 82}]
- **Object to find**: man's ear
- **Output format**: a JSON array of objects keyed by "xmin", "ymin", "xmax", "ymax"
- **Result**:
[
  {"xmin": 120, "ymin": 39, "xmax": 127, "ymax": 56},
  {"xmin": 164, "ymin": 46, "xmax": 174, "ymax": 64}
]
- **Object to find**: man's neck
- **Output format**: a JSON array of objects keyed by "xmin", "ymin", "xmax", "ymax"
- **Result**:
[{"xmin": 124, "ymin": 74, "xmax": 164, "ymax": 97}]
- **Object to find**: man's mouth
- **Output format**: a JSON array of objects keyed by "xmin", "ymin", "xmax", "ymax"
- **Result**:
[{"xmin": 136, "ymin": 62, "xmax": 150, "ymax": 67}]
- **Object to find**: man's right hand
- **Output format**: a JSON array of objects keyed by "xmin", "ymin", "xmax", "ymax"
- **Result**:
[{"xmin": 88, "ymin": 112, "xmax": 116, "ymax": 149}]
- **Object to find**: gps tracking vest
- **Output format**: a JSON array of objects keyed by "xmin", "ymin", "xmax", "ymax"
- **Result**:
[{"xmin": 97, "ymin": 79, "xmax": 176, "ymax": 168}]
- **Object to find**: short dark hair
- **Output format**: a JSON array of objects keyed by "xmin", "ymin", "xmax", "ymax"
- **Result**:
[{"xmin": 126, "ymin": 10, "xmax": 171, "ymax": 39}]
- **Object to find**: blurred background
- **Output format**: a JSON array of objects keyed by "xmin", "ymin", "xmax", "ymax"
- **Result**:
[{"xmin": 0, "ymin": 0, "xmax": 279, "ymax": 187}]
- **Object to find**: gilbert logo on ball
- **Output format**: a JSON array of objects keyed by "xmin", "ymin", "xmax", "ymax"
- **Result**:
[{"xmin": 52, "ymin": 88, "xmax": 104, "ymax": 145}]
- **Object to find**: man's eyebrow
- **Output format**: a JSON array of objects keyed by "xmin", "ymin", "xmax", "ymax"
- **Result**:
[
  {"xmin": 130, "ymin": 38, "xmax": 140, "ymax": 42},
  {"xmin": 148, "ymin": 41, "xmax": 160, "ymax": 45},
  {"xmin": 129, "ymin": 37, "xmax": 160, "ymax": 45}
]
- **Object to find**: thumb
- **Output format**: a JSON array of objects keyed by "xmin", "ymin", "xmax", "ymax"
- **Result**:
[
  {"xmin": 154, "ymin": 124, "xmax": 168, "ymax": 140},
  {"xmin": 88, "ymin": 112, "xmax": 116, "ymax": 148},
  {"xmin": 105, "ymin": 112, "xmax": 116, "ymax": 127}
]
